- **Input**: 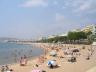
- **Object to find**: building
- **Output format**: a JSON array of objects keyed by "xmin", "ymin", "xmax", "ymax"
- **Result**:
[
  {"xmin": 58, "ymin": 33, "xmax": 68, "ymax": 37},
  {"xmin": 47, "ymin": 35, "xmax": 56, "ymax": 39},
  {"xmin": 82, "ymin": 24, "xmax": 96, "ymax": 34},
  {"xmin": 82, "ymin": 25, "xmax": 93, "ymax": 33},
  {"xmin": 92, "ymin": 25, "xmax": 96, "ymax": 35},
  {"xmin": 72, "ymin": 29, "xmax": 81, "ymax": 32}
]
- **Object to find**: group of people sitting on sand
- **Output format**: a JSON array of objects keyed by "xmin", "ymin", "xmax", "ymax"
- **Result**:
[
  {"xmin": 0, "ymin": 55, "xmax": 27, "ymax": 72},
  {"xmin": 1, "ymin": 44, "xmax": 94, "ymax": 72},
  {"xmin": 1, "ymin": 65, "xmax": 13, "ymax": 72}
]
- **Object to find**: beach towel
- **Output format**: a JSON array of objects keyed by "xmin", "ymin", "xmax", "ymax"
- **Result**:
[{"xmin": 31, "ymin": 69, "xmax": 41, "ymax": 72}]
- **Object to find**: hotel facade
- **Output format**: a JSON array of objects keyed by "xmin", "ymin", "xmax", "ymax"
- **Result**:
[{"xmin": 82, "ymin": 24, "xmax": 96, "ymax": 35}]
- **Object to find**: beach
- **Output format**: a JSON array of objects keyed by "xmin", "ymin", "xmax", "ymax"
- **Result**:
[
  {"xmin": 1, "ymin": 43, "xmax": 96, "ymax": 72},
  {"xmin": 0, "ymin": 42, "xmax": 44, "ymax": 65}
]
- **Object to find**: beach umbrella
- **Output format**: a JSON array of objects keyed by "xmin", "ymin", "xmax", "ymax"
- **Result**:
[
  {"xmin": 47, "ymin": 61, "xmax": 51, "ymax": 65},
  {"xmin": 31, "ymin": 69, "xmax": 42, "ymax": 72},
  {"xmin": 47, "ymin": 60, "xmax": 56, "ymax": 66},
  {"xmin": 49, "ymin": 50, "xmax": 57, "ymax": 56}
]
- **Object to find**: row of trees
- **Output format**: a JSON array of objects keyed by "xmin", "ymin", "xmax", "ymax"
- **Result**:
[
  {"xmin": 68, "ymin": 31, "xmax": 87, "ymax": 40},
  {"xmin": 38, "ymin": 31, "xmax": 95, "ymax": 44}
]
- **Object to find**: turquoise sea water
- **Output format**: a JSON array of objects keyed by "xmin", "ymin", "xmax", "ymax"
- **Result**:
[{"xmin": 0, "ymin": 42, "xmax": 44, "ymax": 65}]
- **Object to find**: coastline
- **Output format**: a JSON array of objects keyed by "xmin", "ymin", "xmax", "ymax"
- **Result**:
[
  {"xmin": 0, "ymin": 42, "xmax": 44, "ymax": 66},
  {"xmin": 0, "ymin": 43, "xmax": 96, "ymax": 72}
]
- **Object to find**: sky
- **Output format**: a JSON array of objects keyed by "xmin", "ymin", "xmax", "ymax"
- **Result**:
[{"xmin": 0, "ymin": 0, "xmax": 96, "ymax": 39}]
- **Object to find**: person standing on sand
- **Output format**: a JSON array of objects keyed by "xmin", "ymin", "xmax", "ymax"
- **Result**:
[
  {"xmin": 20, "ymin": 57, "xmax": 24, "ymax": 66},
  {"xmin": 20, "ymin": 55, "xmax": 27, "ymax": 66},
  {"xmin": 24, "ymin": 55, "xmax": 27, "ymax": 65}
]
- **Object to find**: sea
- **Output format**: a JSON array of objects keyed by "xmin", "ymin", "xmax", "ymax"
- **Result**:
[{"xmin": 0, "ymin": 42, "xmax": 44, "ymax": 65}]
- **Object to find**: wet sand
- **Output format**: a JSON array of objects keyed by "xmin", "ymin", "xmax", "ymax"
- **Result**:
[{"xmin": 0, "ymin": 43, "xmax": 96, "ymax": 72}]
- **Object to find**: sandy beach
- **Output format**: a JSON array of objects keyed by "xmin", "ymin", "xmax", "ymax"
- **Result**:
[{"xmin": 1, "ymin": 43, "xmax": 96, "ymax": 72}]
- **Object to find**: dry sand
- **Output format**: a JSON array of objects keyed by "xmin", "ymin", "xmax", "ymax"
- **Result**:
[{"xmin": 0, "ymin": 43, "xmax": 96, "ymax": 72}]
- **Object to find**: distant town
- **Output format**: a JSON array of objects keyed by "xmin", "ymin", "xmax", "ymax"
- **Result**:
[
  {"xmin": 0, "ymin": 24, "xmax": 96, "ymax": 44},
  {"xmin": 38, "ymin": 24, "xmax": 96, "ymax": 44}
]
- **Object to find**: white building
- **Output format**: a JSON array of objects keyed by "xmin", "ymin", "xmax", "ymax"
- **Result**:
[
  {"xmin": 82, "ymin": 24, "xmax": 96, "ymax": 34},
  {"xmin": 47, "ymin": 35, "xmax": 56, "ymax": 39},
  {"xmin": 59, "ymin": 33, "xmax": 68, "ymax": 37},
  {"xmin": 92, "ymin": 25, "xmax": 96, "ymax": 35}
]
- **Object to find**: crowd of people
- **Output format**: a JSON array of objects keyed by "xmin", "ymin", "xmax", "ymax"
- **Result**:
[
  {"xmin": 1, "ymin": 65, "xmax": 13, "ymax": 72},
  {"xmin": 0, "ymin": 43, "xmax": 95, "ymax": 72}
]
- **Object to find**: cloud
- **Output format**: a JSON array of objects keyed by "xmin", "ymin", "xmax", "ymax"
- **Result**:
[
  {"xmin": 79, "ymin": 2, "xmax": 90, "ymax": 11},
  {"xmin": 74, "ymin": 1, "xmax": 90, "ymax": 12},
  {"xmin": 73, "ymin": 0, "xmax": 96, "ymax": 13},
  {"xmin": 19, "ymin": 0, "xmax": 48, "ymax": 7},
  {"xmin": 62, "ymin": 0, "xmax": 96, "ymax": 13}
]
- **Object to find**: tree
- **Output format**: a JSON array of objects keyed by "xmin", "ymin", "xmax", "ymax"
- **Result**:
[
  {"xmin": 68, "ymin": 31, "xmax": 87, "ymax": 40},
  {"xmin": 86, "ymin": 31, "xmax": 92, "ymax": 36},
  {"xmin": 68, "ymin": 31, "xmax": 87, "ymax": 44}
]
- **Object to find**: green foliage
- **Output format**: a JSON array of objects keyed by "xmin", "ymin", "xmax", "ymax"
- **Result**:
[
  {"xmin": 86, "ymin": 31, "xmax": 92, "ymax": 36},
  {"xmin": 38, "ymin": 31, "xmax": 93, "ymax": 44},
  {"xmin": 39, "ymin": 36, "xmax": 68, "ymax": 43},
  {"xmin": 68, "ymin": 31, "xmax": 87, "ymax": 40}
]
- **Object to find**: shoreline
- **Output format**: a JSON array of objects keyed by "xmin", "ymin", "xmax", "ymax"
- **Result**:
[
  {"xmin": 0, "ymin": 42, "xmax": 44, "ymax": 66},
  {"xmin": 0, "ymin": 43, "xmax": 96, "ymax": 72}
]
